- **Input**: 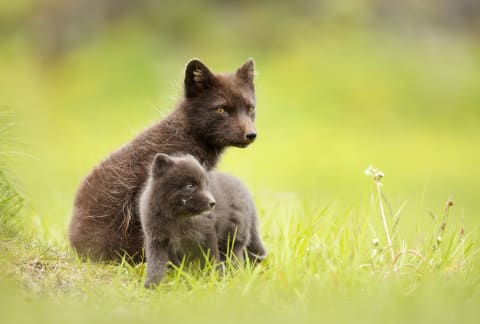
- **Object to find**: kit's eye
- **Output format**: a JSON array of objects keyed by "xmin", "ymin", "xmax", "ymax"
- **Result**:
[
  {"xmin": 185, "ymin": 183, "xmax": 196, "ymax": 191},
  {"xmin": 217, "ymin": 107, "xmax": 228, "ymax": 116},
  {"xmin": 248, "ymin": 106, "xmax": 255, "ymax": 114}
]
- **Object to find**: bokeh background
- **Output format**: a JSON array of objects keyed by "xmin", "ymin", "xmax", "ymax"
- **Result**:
[{"xmin": 1, "ymin": 0, "xmax": 479, "ymax": 243}]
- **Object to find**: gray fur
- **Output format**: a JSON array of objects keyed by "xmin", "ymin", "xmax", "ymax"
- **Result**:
[
  {"xmin": 209, "ymin": 171, "xmax": 267, "ymax": 264},
  {"xmin": 139, "ymin": 153, "xmax": 218, "ymax": 288},
  {"xmin": 139, "ymin": 154, "xmax": 266, "ymax": 288}
]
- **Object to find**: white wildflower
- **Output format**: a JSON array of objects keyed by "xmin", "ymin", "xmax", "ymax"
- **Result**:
[{"xmin": 365, "ymin": 165, "xmax": 384, "ymax": 183}]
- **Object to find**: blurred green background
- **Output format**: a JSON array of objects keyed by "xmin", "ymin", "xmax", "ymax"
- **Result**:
[
  {"xmin": 2, "ymin": 0, "xmax": 479, "ymax": 241},
  {"xmin": 1, "ymin": 1, "xmax": 480, "ymax": 323}
]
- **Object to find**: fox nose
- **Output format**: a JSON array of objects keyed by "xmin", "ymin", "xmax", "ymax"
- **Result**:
[
  {"xmin": 245, "ymin": 132, "xmax": 257, "ymax": 141},
  {"xmin": 208, "ymin": 200, "xmax": 216, "ymax": 209}
]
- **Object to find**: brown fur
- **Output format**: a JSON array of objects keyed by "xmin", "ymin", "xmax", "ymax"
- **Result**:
[{"xmin": 69, "ymin": 59, "xmax": 257, "ymax": 262}]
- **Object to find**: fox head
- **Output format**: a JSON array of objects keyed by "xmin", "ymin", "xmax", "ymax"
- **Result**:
[
  {"xmin": 144, "ymin": 153, "xmax": 216, "ymax": 220},
  {"xmin": 182, "ymin": 59, "xmax": 257, "ymax": 148}
]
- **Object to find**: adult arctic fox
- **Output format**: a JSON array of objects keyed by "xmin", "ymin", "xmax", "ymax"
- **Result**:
[{"xmin": 69, "ymin": 59, "xmax": 262, "ymax": 262}]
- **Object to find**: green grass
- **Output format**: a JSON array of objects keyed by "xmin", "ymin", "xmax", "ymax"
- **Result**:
[
  {"xmin": 0, "ymin": 114, "xmax": 24, "ymax": 237},
  {"xmin": 1, "ymin": 185, "xmax": 479, "ymax": 323},
  {"xmin": 1, "ymin": 19, "xmax": 480, "ymax": 323}
]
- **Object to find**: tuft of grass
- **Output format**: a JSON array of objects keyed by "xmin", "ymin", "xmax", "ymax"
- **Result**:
[
  {"xmin": 0, "ymin": 113, "xmax": 24, "ymax": 237},
  {"xmin": 0, "ymin": 170, "xmax": 23, "ymax": 237},
  {"xmin": 364, "ymin": 166, "xmax": 476, "ymax": 277}
]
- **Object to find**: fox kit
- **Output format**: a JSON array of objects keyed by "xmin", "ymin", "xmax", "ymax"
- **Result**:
[
  {"xmin": 140, "ymin": 154, "xmax": 267, "ymax": 288},
  {"xmin": 139, "ymin": 154, "xmax": 218, "ymax": 288},
  {"xmin": 70, "ymin": 59, "xmax": 257, "ymax": 262}
]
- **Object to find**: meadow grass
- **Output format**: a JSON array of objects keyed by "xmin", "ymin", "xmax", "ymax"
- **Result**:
[
  {"xmin": 1, "ymin": 26, "xmax": 480, "ymax": 323},
  {"xmin": 1, "ymin": 162, "xmax": 479, "ymax": 323}
]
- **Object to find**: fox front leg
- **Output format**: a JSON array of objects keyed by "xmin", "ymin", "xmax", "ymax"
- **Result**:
[
  {"xmin": 206, "ymin": 231, "xmax": 221, "ymax": 264},
  {"xmin": 144, "ymin": 238, "xmax": 170, "ymax": 288},
  {"xmin": 204, "ymin": 230, "xmax": 227, "ymax": 276}
]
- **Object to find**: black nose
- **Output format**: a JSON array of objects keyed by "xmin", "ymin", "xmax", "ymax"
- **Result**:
[
  {"xmin": 209, "ymin": 201, "xmax": 216, "ymax": 209},
  {"xmin": 245, "ymin": 132, "xmax": 257, "ymax": 141}
]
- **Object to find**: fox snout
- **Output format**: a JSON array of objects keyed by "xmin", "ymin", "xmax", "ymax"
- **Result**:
[
  {"xmin": 245, "ymin": 131, "xmax": 257, "ymax": 142},
  {"xmin": 208, "ymin": 200, "xmax": 216, "ymax": 209},
  {"xmin": 202, "ymin": 191, "xmax": 216, "ymax": 210},
  {"xmin": 240, "ymin": 116, "xmax": 257, "ymax": 143}
]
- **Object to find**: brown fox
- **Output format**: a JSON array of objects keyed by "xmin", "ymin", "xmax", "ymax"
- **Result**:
[{"xmin": 69, "ymin": 59, "xmax": 258, "ymax": 262}]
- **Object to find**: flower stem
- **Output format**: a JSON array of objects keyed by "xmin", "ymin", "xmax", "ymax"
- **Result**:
[{"xmin": 376, "ymin": 181, "xmax": 395, "ymax": 262}]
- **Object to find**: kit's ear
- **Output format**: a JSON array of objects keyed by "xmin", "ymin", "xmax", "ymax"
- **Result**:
[{"xmin": 151, "ymin": 153, "xmax": 174, "ymax": 178}]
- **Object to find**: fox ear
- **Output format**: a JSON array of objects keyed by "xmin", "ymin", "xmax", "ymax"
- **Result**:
[
  {"xmin": 236, "ymin": 58, "xmax": 255, "ymax": 85},
  {"xmin": 184, "ymin": 59, "xmax": 216, "ymax": 98},
  {"xmin": 152, "ymin": 153, "xmax": 173, "ymax": 178}
]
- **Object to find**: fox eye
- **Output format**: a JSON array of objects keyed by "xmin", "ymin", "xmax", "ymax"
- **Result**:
[
  {"xmin": 185, "ymin": 183, "xmax": 196, "ymax": 191},
  {"xmin": 248, "ymin": 106, "xmax": 255, "ymax": 114},
  {"xmin": 216, "ymin": 107, "xmax": 228, "ymax": 116}
]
